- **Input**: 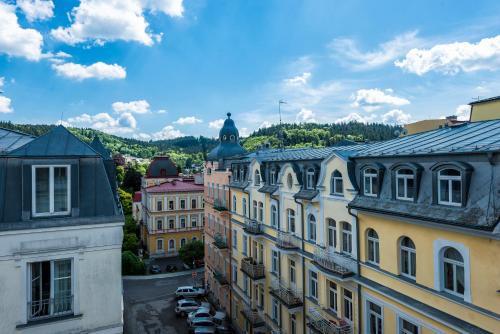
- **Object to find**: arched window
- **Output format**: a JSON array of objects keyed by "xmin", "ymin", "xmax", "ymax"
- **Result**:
[
  {"xmin": 306, "ymin": 168, "xmax": 315, "ymax": 190},
  {"xmin": 363, "ymin": 168, "xmax": 378, "ymax": 197},
  {"xmin": 287, "ymin": 209, "xmax": 295, "ymax": 233},
  {"xmin": 232, "ymin": 195, "xmax": 237, "ymax": 212},
  {"xmin": 342, "ymin": 222, "xmax": 352, "ymax": 254},
  {"xmin": 192, "ymin": 237, "xmax": 197, "ymax": 241},
  {"xmin": 287, "ymin": 173, "xmax": 293, "ymax": 189},
  {"xmin": 396, "ymin": 168, "xmax": 415, "ymax": 201},
  {"xmin": 258, "ymin": 202, "xmax": 264, "ymax": 222},
  {"xmin": 254, "ymin": 170, "xmax": 261, "ymax": 186},
  {"xmin": 270, "ymin": 168, "xmax": 276, "ymax": 185},
  {"xmin": 438, "ymin": 169, "xmax": 461, "ymax": 206},
  {"xmin": 157, "ymin": 239, "xmax": 164, "ymax": 251},
  {"xmin": 181, "ymin": 238, "xmax": 187, "ymax": 247},
  {"xmin": 252, "ymin": 200, "xmax": 258, "ymax": 219},
  {"xmin": 367, "ymin": 229, "xmax": 380, "ymax": 265},
  {"xmin": 443, "ymin": 247, "xmax": 464, "ymax": 296},
  {"xmin": 271, "ymin": 205, "xmax": 277, "ymax": 228},
  {"xmin": 400, "ymin": 237, "xmax": 416, "ymax": 279},
  {"xmin": 331, "ymin": 170, "xmax": 343, "ymax": 195},
  {"xmin": 327, "ymin": 219, "xmax": 336, "ymax": 249},
  {"xmin": 168, "ymin": 239, "xmax": 175, "ymax": 250},
  {"xmin": 156, "ymin": 219, "xmax": 163, "ymax": 231},
  {"xmin": 308, "ymin": 214, "xmax": 316, "ymax": 241},
  {"xmin": 242, "ymin": 198, "xmax": 247, "ymax": 216}
]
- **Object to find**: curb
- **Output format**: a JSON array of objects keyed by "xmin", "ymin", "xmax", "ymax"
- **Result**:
[{"xmin": 123, "ymin": 267, "xmax": 204, "ymax": 280}]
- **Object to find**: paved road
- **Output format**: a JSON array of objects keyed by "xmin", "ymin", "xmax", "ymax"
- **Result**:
[{"xmin": 124, "ymin": 272, "xmax": 202, "ymax": 334}]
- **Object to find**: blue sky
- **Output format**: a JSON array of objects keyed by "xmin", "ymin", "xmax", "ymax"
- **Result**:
[{"xmin": 1, "ymin": 0, "xmax": 500, "ymax": 140}]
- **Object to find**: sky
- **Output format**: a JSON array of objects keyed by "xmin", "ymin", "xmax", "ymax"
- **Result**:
[{"xmin": 1, "ymin": 0, "xmax": 500, "ymax": 140}]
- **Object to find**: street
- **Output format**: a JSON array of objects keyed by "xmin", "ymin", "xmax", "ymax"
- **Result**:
[{"xmin": 123, "ymin": 271, "xmax": 202, "ymax": 334}]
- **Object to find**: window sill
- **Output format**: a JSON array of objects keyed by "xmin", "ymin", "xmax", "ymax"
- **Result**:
[
  {"xmin": 17, "ymin": 313, "xmax": 83, "ymax": 329},
  {"xmin": 305, "ymin": 296, "xmax": 319, "ymax": 305}
]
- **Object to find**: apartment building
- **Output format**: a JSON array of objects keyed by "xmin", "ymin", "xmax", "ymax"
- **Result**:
[
  {"xmin": 140, "ymin": 156, "xmax": 204, "ymax": 257},
  {"xmin": 204, "ymin": 112, "xmax": 246, "ymax": 315},
  {"xmin": 0, "ymin": 126, "xmax": 123, "ymax": 334}
]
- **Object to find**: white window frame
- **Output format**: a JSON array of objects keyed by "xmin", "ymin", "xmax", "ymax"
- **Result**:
[
  {"xmin": 157, "ymin": 238, "xmax": 164, "ymax": 250},
  {"xmin": 442, "ymin": 247, "xmax": 465, "ymax": 297},
  {"xmin": 366, "ymin": 300, "xmax": 383, "ymax": 334},
  {"xmin": 327, "ymin": 219, "xmax": 336, "ymax": 248},
  {"xmin": 328, "ymin": 281, "xmax": 338, "ymax": 313},
  {"xmin": 254, "ymin": 170, "xmax": 261, "ymax": 186},
  {"xmin": 242, "ymin": 198, "xmax": 247, "ymax": 216},
  {"xmin": 363, "ymin": 168, "xmax": 378, "ymax": 197},
  {"xmin": 343, "ymin": 288, "xmax": 353, "ymax": 322},
  {"xmin": 258, "ymin": 202, "xmax": 264, "ymax": 222},
  {"xmin": 398, "ymin": 316, "xmax": 420, "ymax": 334},
  {"xmin": 232, "ymin": 264, "xmax": 238, "ymax": 283},
  {"xmin": 242, "ymin": 235, "xmax": 248, "ymax": 256},
  {"xmin": 367, "ymin": 229, "xmax": 380, "ymax": 265},
  {"xmin": 271, "ymin": 205, "xmax": 277, "ymax": 228},
  {"xmin": 32, "ymin": 165, "xmax": 71, "ymax": 217},
  {"xmin": 272, "ymin": 297, "xmax": 280, "ymax": 323},
  {"xmin": 309, "ymin": 270, "xmax": 318, "ymax": 300},
  {"xmin": 308, "ymin": 215, "xmax": 317, "ymax": 242},
  {"xmin": 437, "ymin": 169, "xmax": 462, "ymax": 206},
  {"xmin": 233, "ymin": 195, "xmax": 237, "ymax": 212},
  {"xmin": 288, "ymin": 209, "xmax": 296, "ymax": 234},
  {"xmin": 168, "ymin": 239, "xmax": 175, "ymax": 250},
  {"xmin": 271, "ymin": 250, "xmax": 279, "ymax": 274},
  {"xmin": 396, "ymin": 168, "xmax": 415, "ymax": 201},
  {"xmin": 342, "ymin": 222, "xmax": 352, "ymax": 255},
  {"xmin": 306, "ymin": 168, "xmax": 315, "ymax": 190},
  {"xmin": 400, "ymin": 237, "xmax": 416, "ymax": 279},
  {"xmin": 270, "ymin": 169, "xmax": 276, "ymax": 185},
  {"xmin": 331, "ymin": 170, "xmax": 343, "ymax": 195},
  {"xmin": 232, "ymin": 230, "xmax": 238, "ymax": 250},
  {"xmin": 289, "ymin": 259, "xmax": 296, "ymax": 284}
]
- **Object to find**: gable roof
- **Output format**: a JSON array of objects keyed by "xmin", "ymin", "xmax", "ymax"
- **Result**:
[
  {"xmin": 0, "ymin": 128, "xmax": 35, "ymax": 154},
  {"xmin": 7, "ymin": 125, "xmax": 99, "ymax": 157},
  {"xmin": 145, "ymin": 179, "xmax": 204, "ymax": 193}
]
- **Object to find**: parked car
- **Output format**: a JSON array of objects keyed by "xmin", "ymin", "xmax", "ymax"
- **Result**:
[
  {"xmin": 194, "ymin": 327, "xmax": 216, "ymax": 334},
  {"xmin": 175, "ymin": 299, "xmax": 210, "ymax": 317},
  {"xmin": 175, "ymin": 286, "xmax": 206, "ymax": 299},
  {"xmin": 150, "ymin": 265, "xmax": 161, "ymax": 274},
  {"xmin": 187, "ymin": 308, "xmax": 226, "ymax": 326},
  {"xmin": 189, "ymin": 318, "xmax": 215, "ymax": 333}
]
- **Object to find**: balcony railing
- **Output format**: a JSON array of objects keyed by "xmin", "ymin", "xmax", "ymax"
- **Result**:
[
  {"xmin": 148, "ymin": 226, "xmax": 203, "ymax": 234},
  {"xmin": 213, "ymin": 199, "xmax": 228, "ymax": 212},
  {"xmin": 28, "ymin": 295, "xmax": 73, "ymax": 321},
  {"xmin": 243, "ymin": 218, "xmax": 263, "ymax": 235},
  {"xmin": 308, "ymin": 307, "xmax": 351, "ymax": 334},
  {"xmin": 241, "ymin": 306, "xmax": 265, "ymax": 327},
  {"xmin": 213, "ymin": 270, "xmax": 229, "ymax": 286},
  {"xmin": 240, "ymin": 257, "xmax": 265, "ymax": 280},
  {"xmin": 276, "ymin": 231, "xmax": 301, "ymax": 250},
  {"xmin": 270, "ymin": 278, "xmax": 303, "ymax": 308},
  {"xmin": 313, "ymin": 246, "xmax": 357, "ymax": 277},
  {"xmin": 213, "ymin": 233, "xmax": 228, "ymax": 249}
]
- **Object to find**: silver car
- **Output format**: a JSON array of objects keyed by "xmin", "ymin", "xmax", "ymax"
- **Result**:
[
  {"xmin": 175, "ymin": 299, "xmax": 210, "ymax": 317},
  {"xmin": 175, "ymin": 286, "xmax": 206, "ymax": 299}
]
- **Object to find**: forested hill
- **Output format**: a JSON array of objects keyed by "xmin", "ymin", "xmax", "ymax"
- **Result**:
[{"xmin": 0, "ymin": 121, "xmax": 401, "ymax": 166}]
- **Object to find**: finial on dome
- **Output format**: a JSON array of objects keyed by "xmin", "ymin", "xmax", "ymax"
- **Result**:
[{"xmin": 227, "ymin": 112, "xmax": 231, "ymax": 118}]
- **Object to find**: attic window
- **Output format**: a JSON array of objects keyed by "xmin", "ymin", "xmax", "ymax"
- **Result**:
[
  {"xmin": 363, "ymin": 168, "xmax": 379, "ymax": 197},
  {"xmin": 306, "ymin": 168, "xmax": 315, "ymax": 190},
  {"xmin": 230, "ymin": 135, "xmax": 235, "ymax": 141},
  {"xmin": 32, "ymin": 165, "xmax": 71, "ymax": 217},
  {"xmin": 270, "ymin": 168, "xmax": 276, "ymax": 185}
]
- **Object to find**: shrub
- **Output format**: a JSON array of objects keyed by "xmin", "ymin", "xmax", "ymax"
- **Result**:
[
  {"xmin": 118, "ymin": 188, "xmax": 133, "ymax": 215},
  {"xmin": 123, "ymin": 233, "xmax": 139, "ymax": 254},
  {"xmin": 122, "ymin": 251, "xmax": 146, "ymax": 275},
  {"xmin": 179, "ymin": 240, "xmax": 204, "ymax": 267}
]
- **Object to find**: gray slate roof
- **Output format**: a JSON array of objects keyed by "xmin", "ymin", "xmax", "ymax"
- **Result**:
[
  {"xmin": 0, "ymin": 128, "xmax": 35, "ymax": 154},
  {"xmin": 90, "ymin": 136, "xmax": 112, "ymax": 160},
  {"xmin": 355, "ymin": 120, "xmax": 500, "ymax": 157}
]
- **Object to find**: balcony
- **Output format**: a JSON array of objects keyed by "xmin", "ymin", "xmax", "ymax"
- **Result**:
[
  {"xmin": 213, "ymin": 270, "xmax": 229, "ymax": 286},
  {"xmin": 28, "ymin": 295, "xmax": 73, "ymax": 321},
  {"xmin": 307, "ymin": 307, "xmax": 351, "ymax": 334},
  {"xmin": 213, "ymin": 233, "xmax": 228, "ymax": 249},
  {"xmin": 243, "ymin": 218, "xmax": 263, "ymax": 235},
  {"xmin": 312, "ymin": 246, "xmax": 357, "ymax": 279},
  {"xmin": 240, "ymin": 257, "xmax": 265, "ymax": 280},
  {"xmin": 241, "ymin": 306, "xmax": 265, "ymax": 328},
  {"xmin": 276, "ymin": 231, "xmax": 301, "ymax": 251},
  {"xmin": 269, "ymin": 278, "xmax": 303, "ymax": 309},
  {"xmin": 213, "ymin": 199, "xmax": 228, "ymax": 212}
]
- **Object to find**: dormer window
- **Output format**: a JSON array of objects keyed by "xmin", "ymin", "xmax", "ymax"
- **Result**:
[
  {"xmin": 32, "ymin": 165, "xmax": 71, "ymax": 217},
  {"xmin": 270, "ymin": 168, "xmax": 276, "ymax": 185},
  {"xmin": 438, "ymin": 169, "xmax": 461, "ymax": 206},
  {"xmin": 396, "ymin": 168, "xmax": 415, "ymax": 201},
  {"xmin": 306, "ymin": 168, "xmax": 315, "ymax": 190},
  {"xmin": 230, "ymin": 135, "xmax": 235, "ymax": 141},
  {"xmin": 254, "ymin": 170, "xmax": 261, "ymax": 186},
  {"xmin": 331, "ymin": 170, "xmax": 343, "ymax": 195},
  {"xmin": 363, "ymin": 168, "xmax": 378, "ymax": 197}
]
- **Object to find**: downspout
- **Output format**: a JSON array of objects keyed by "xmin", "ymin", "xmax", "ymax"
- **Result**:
[
  {"xmin": 228, "ymin": 178, "xmax": 232, "ymax": 321},
  {"xmin": 294, "ymin": 197, "xmax": 305, "ymax": 334},
  {"xmin": 348, "ymin": 206, "xmax": 361, "ymax": 334}
]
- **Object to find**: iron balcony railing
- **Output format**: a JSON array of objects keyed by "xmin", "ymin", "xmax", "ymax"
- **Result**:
[
  {"xmin": 213, "ymin": 199, "xmax": 228, "ymax": 211},
  {"xmin": 28, "ymin": 295, "xmax": 73, "ymax": 321},
  {"xmin": 270, "ymin": 278, "xmax": 303, "ymax": 308},
  {"xmin": 313, "ymin": 246, "xmax": 357, "ymax": 277},
  {"xmin": 240, "ymin": 257, "xmax": 265, "ymax": 280},
  {"xmin": 213, "ymin": 270, "xmax": 229, "ymax": 286},
  {"xmin": 308, "ymin": 307, "xmax": 351, "ymax": 334},
  {"xmin": 241, "ymin": 306, "xmax": 265, "ymax": 327},
  {"xmin": 276, "ymin": 231, "xmax": 301, "ymax": 250},
  {"xmin": 213, "ymin": 233, "xmax": 228, "ymax": 249},
  {"xmin": 243, "ymin": 218, "xmax": 263, "ymax": 235}
]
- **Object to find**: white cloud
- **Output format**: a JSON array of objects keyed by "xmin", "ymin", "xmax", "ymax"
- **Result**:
[
  {"xmin": 157, "ymin": 109, "xmax": 167, "ymax": 114},
  {"xmin": 395, "ymin": 35, "xmax": 500, "ymax": 75},
  {"xmin": 0, "ymin": 77, "xmax": 4, "ymax": 88},
  {"xmin": 259, "ymin": 121, "xmax": 272, "ymax": 129},
  {"xmin": 51, "ymin": 0, "xmax": 183, "ymax": 46},
  {"xmin": 0, "ymin": 2, "xmax": 43, "ymax": 61},
  {"xmin": 330, "ymin": 31, "xmax": 421, "ymax": 70},
  {"xmin": 52, "ymin": 62, "xmax": 126, "ymax": 80},
  {"xmin": 66, "ymin": 112, "xmax": 137, "ymax": 135},
  {"xmin": 112, "ymin": 100, "xmax": 150, "ymax": 114},
  {"xmin": 351, "ymin": 88, "xmax": 410, "ymax": 112},
  {"xmin": 208, "ymin": 119, "xmax": 224, "ymax": 129},
  {"xmin": 239, "ymin": 127, "xmax": 250, "ymax": 137},
  {"xmin": 335, "ymin": 112, "xmax": 376, "ymax": 124},
  {"xmin": 381, "ymin": 109, "xmax": 412, "ymax": 124},
  {"xmin": 42, "ymin": 51, "xmax": 72, "ymax": 64},
  {"xmin": 455, "ymin": 104, "xmax": 471, "ymax": 121},
  {"xmin": 152, "ymin": 125, "xmax": 184, "ymax": 139},
  {"xmin": 174, "ymin": 116, "xmax": 202, "ymax": 125},
  {"xmin": 296, "ymin": 108, "xmax": 317, "ymax": 123},
  {"xmin": 283, "ymin": 72, "xmax": 311, "ymax": 87},
  {"xmin": 17, "ymin": 0, "xmax": 54, "ymax": 22},
  {"xmin": 133, "ymin": 132, "xmax": 152, "ymax": 141},
  {"xmin": 0, "ymin": 96, "xmax": 13, "ymax": 113}
]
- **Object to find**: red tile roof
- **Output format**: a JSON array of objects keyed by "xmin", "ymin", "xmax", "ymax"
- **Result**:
[
  {"xmin": 145, "ymin": 179, "xmax": 204, "ymax": 193},
  {"xmin": 133, "ymin": 191, "xmax": 142, "ymax": 202}
]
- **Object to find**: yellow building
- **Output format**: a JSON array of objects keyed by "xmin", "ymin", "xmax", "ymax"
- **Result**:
[
  {"xmin": 469, "ymin": 96, "xmax": 500, "ymax": 122},
  {"xmin": 140, "ymin": 157, "xmax": 204, "ymax": 257}
]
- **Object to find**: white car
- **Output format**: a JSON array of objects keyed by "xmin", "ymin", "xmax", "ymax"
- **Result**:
[
  {"xmin": 187, "ymin": 308, "xmax": 226, "ymax": 326},
  {"xmin": 175, "ymin": 299, "xmax": 210, "ymax": 317},
  {"xmin": 175, "ymin": 286, "xmax": 206, "ymax": 299}
]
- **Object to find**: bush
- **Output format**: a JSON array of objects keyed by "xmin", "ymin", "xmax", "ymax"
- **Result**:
[
  {"xmin": 123, "ymin": 233, "xmax": 139, "ymax": 254},
  {"xmin": 179, "ymin": 240, "xmax": 204, "ymax": 267},
  {"xmin": 124, "ymin": 215, "xmax": 137, "ymax": 235},
  {"xmin": 118, "ymin": 188, "xmax": 133, "ymax": 215},
  {"xmin": 122, "ymin": 251, "xmax": 146, "ymax": 275}
]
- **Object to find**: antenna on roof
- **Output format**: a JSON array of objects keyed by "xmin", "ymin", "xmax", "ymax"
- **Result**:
[
  {"xmin": 59, "ymin": 110, "xmax": 64, "ymax": 125},
  {"xmin": 471, "ymin": 96, "xmax": 483, "ymax": 101},
  {"xmin": 278, "ymin": 100, "xmax": 286, "ymax": 149}
]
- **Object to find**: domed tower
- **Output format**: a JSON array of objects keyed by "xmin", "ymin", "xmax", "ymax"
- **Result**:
[{"xmin": 207, "ymin": 112, "xmax": 246, "ymax": 161}]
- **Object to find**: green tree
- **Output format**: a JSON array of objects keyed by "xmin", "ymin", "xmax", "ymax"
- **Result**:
[
  {"xmin": 124, "ymin": 215, "xmax": 137, "ymax": 235},
  {"xmin": 116, "ymin": 165, "xmax": 125, "ymax": 185},
  {"xmin": 122, "ymin": 167, "xmax": 142, "ymax": 192},
  {"xmin": 123, "ymin": 233, "xmax": 139, "ymax": 254},
  {"xmin": 122, "ymin": 251, "xmax": 146, "ymax": 275},
  {"xmin": 118, "ymin": 188, "xmax": 133, "ymax": 215},
  {"xmin": 178, "ymin": 240, "xmax": 204, "ymax": 267}
]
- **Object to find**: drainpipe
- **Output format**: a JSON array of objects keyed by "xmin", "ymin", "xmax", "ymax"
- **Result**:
[
  {"xmin": 228, "ymin": 176, "xmax": 233, "ymax": 321},
  {"xmin": 348, "ymin": 206, "xmax": 361, "ymax": 334},
  {"xmin": 294, "ymin": 197, "xmax": 305, "ymax": 334}
]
